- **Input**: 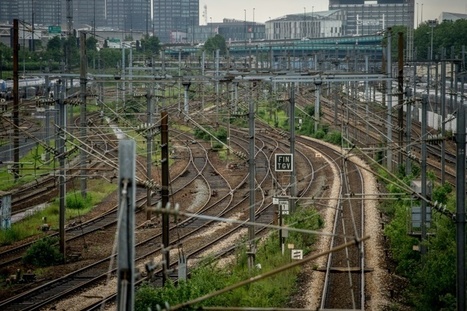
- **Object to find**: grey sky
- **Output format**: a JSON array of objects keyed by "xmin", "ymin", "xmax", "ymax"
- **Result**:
[{"xmin": 201, "ymin": 0, "xmax": 467, "ymax": 25}]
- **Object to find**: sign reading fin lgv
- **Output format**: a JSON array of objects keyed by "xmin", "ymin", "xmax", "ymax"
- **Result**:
[{"xmin": 275, "ymin": 153, "xmax": 293, "ymax": 172}]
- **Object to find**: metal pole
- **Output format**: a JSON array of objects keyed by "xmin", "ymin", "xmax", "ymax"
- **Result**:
[
  {"xmin": 248, "ymin": 86, "xmax": 256, "ymax": 270},
  {"xmin": 398, "ymin": 32, "xmax": 404, "ymax": 168},
  {"xmin": 441, "ymin": 51, "xmax": 446, "ymax": 184},
  {"xmin": 421, "ymin": 95, "xmax": 428, "ymax": 255},
  {"xmin": 290, "ymin": 84, "xmax": 296, "ymax": 214},
  {"xmin": 314, "ymin": 80, "xmax": 322, "ymax": 133},
  {"xmin": 121, "ymin": 45, "xmax": 125, "ymax": 105},
  {"xmin": 161, "ymin": 111, "xmax": 170, "ymax": 285},
  {"xmin": 386, "ymin": 27, "xmax": 393, "ymax": 172},
  {"xmin": 79, "ymin": 32, "xmax": 87, "ymax": 198},
  {"xmin": 146, "ymin": 87, "xmax": 153, "ymax": 220},
  {"xmin": 455, "ymin": 96, "xmax": 466, "ymax": 311},
  {"xmin": 117, "ymin": 140, "xmax": 136, "ymax": 311},
  {"xmin": 58, "ymin": 81, "xmax": 66, "ymax": 259},
  {"xmin": 12, "ymin": 19, "xmax": 19, "ymax": 181}
]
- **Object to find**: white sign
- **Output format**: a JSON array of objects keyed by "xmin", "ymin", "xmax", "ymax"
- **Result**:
[
  {"xmin": 279, "ymin": 198, "xmax": 289, "ymax": 215},
  {"xmin": 291, "ymin": 249, "xmax": 303, "ymax": 260}
]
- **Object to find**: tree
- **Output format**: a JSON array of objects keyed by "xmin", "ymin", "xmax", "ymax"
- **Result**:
[
  {"xmin": 203, "ymin": 34, "xmax": 227, "ymax": 56},
  {"xmin": 140, "ymin": 35, "xmax": 160, "ymax": 56},
  {"xmin": 414, "ymin": 19, "xmax": 467, "ymax": 60},
  {"xmin": 86, "ymin": 36, "xmax": 98, "ymax": 52},
  {"xmin": 45, "ymin": 36, "xmax": 63, "ymax": 60}
]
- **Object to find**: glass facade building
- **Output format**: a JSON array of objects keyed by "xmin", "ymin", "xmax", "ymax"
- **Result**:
[
  {"xmin": 0, "ymin": 0, "xmax": 62, "ymax": 27},
  {"xmin": 329, "ymin": 0, "xmax": 415, "ymax": 35},
  {"xmin": 153, "ymin": 0, "xmax": 199, "ymax": 43}
]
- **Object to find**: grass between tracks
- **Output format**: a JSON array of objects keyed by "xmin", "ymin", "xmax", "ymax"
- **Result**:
[
  {"xmin": 0, "ymin": 179, "xmax": 117, "ymax": 246},
  {"xmin": 135, "ymin": 206, "xmax": 323, "ymax": 310}
]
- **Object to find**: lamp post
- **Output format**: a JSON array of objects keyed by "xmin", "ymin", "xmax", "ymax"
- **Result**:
[{"xmin": 252, "ymin": 8, "xmax": 255, "ymax": 39}]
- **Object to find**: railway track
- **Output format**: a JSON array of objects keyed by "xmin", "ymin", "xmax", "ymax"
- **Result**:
[{"xmin": 1, "ymin": 84, "xmax": 383, "ymax": 310}]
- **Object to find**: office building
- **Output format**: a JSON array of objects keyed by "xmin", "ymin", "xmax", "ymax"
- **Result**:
[
  {"xmin": 0, "ymin": 0, "xmax": 62, "ymax": 27},
  {"xmin": 266, "ymin": 10, "xmax": 344, "ymax": 40},
  {"xmin": 329, "ymin": 0, "xmax": 415, "ymax": 35},
  {"xmin": 106, "ymin": 0, "xmax": 151, "ymax": 34},
  {"xmin": 153, "ymin": 0, "xmax": 199, "ymax": 43}
]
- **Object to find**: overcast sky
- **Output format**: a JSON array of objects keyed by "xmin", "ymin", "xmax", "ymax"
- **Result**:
[{"xmin": 201, "ymin": 0, "xmax": 467, "ymax": 25}]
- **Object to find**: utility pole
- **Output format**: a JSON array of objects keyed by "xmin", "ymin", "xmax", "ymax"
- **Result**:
[
  {"xmin": 386, "ymin": 27, "xmax": 393, "ymax": 172},
  {"xmin": 289, "ymin": 85, "xmax": 296, "ymax": 213},
  {"xmin": 79, "ymin": 32, "xmax": 87, "ymax": 198},
  {"xmin": 397, "ymin": 32, "xmax": 404, "ymax": 168},
  {"xmin": 455, "ymin": 81, "xmax": 466, "ymax": 311},
  {"xmin": 161, "ymin": 111, "xmax": 170, "ymax": 285},
  {"xmin": 66, "ymin": 0, "xmax": 73, "ymax": 74},
  {"xmin": 420, "ymin": 95, "xmax": 428, "ymax": 255},
  {"xmin": 440, "ymin": 50, "xmax": 447, "ymax": 184},
  {"xmin": 145, "ymin": 87, "xmax": 154, "ymax": 221},
  {"xmin": 117, "ymin": 140, "xmax": 136, "ymax": 311},
  {"xmin": 12, "ymin": 19, "xmax": 19, "ymax": 182},
  {"xmin": 248, "ymin": 88, "xmax": 256, "ymax": 270},
  {"xmin": 12, "ymin": 19, "xmax": 19, "ymax": 181},
  {"xmin": 31, "ymin": 0, "xmax": 35, "ymax": 52},
  {"xmin": 57, "ymin": 81, "xmax": 67, "ymax": 259}
]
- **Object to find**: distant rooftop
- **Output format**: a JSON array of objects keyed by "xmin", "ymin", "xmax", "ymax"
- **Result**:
[{"xmin": 439, "ymin": 12, "xmax": 467, "ymax": 22}]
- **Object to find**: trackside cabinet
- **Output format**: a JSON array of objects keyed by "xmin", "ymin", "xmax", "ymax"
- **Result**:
[{"xmin": 0, "ymin": 191, "xmax": 12, "ymax": 229}]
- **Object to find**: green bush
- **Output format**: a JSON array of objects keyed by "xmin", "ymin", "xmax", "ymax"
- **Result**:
[
  {"xmin": 314, "ymin": 130, "xmax": 326, "ymax": 139},
  {"xmin": 66, "ymin": 192, "xmax": 92, "ymax": 210},
  {"xmin": 0, "ymin": 228, "xmax": 21, "ymax": 245},
  {"xmin": 23, "ymin": 237, "xmax": 63, "ymax": 267},
  {"xmin": 323, "ymin": 131, "xmax": 342, "ymax": 145}
]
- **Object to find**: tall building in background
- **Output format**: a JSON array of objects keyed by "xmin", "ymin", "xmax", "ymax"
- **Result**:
[
  {"xmin": 329, "ymin": 0, "xmax": 414, "ymax": 35},
  {"xmin": 153, "ymin": 0, "xmax": 199, "ymax": 43},
  {"xmin": 73, "ymin": 0, "xmax": 106, "ymax": 30},
  {"xmin": 106, "ymin": 0, "xmax": 151, "ymax": 34},
  {"xmin": 0, "ymin": 0, "xmax": 62, "ymax": 27}
]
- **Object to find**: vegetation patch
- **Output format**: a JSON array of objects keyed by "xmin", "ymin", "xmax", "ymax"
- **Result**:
[
  {"xmin": 22, "ymin": 237, "xmax": 63, "ymax": 267},
  {"xmin": 135, "ymin": 206, "xmax": 323, "ymax": 310},
  {"xmin": 0, "ymin": 180, "xmax": 117, "ymax": 245}
]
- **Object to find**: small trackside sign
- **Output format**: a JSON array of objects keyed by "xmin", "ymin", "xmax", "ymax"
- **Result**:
[{"xmin": 275, "ymin": 153, "xmax": 293, "ymax": 172}]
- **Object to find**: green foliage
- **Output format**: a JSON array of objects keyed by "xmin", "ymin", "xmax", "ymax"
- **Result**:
[
  {"xmin": 323, "ymin": 131, "xmax": 342, "ymax": 145},
  {"xmin": 86, "ymin": 36, "xmax": 98, "ymax": 52},
  {"xmin": 23, "ymin": 237, "xmax": 63, "ymax": 267},
  {"xmin": 135, "ymin": 208, "xmax": 323, "ymax": 310},
  {"xmin": 304, "ymin": 105, "xmax": 315, "ymax": 116},
  {"xmin": 314, "ymin": 130, "xmax": 326, "ymax": 139},
  {"xmin": 194, "ymin": 127, "xmax": 211, "ymax": 140},
  {"xmin": 286, "ymin": 206, "xmax": 323, "ymax": 251},
  {"xmin": 432, "ymin": 183, "xmax": 452, "ymax": 205},
  {"xmin": 99, "ymin": 48, "xmax": 122, "ymax": 69},
  {"xmin": 66, "ymin": 192, "xmax": 93, "ymax": 210},
  {"xmin": 140, "ymin": 35, "xmax": 161, "ymax": 56},
  {"xmin": 0, "ymin": 228, "xmax": 21, "ymax": 245},
  {"xmin": 414, "ymin": 19, "xmax": 467, "ymax": 60},
  {"xmin": 204, "ymin": 34, "xmax": 228, "ymax": 55},
  {"xmin": 384, "ymin": 205, "xmax": 420, "ymax": 275}
]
